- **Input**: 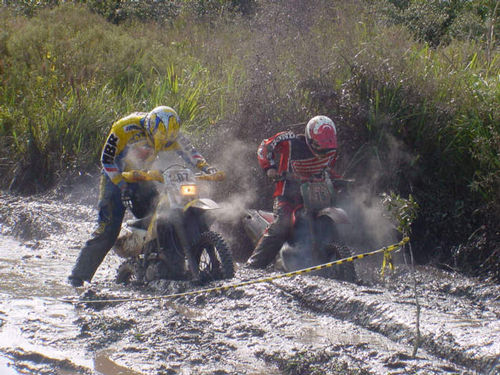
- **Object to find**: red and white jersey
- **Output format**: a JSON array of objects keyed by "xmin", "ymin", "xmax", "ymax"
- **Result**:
[{"xmin": 257, "ymin": 131, "xmax": 339, "ymax": 199}]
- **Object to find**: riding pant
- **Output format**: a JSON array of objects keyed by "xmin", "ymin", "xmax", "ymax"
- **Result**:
[
  {"xmin": 246, "ymin": 198, "xmax": 294, "ymax": 269},
  {"xmin": 69, "ymin": 173, "xmax": 157, "ymax": 283}
]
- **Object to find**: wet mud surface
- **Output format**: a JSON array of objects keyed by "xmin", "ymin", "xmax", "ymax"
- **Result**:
[{"xmin": 0, "ymin": 191, "xmax": 499, "ymax": 374}]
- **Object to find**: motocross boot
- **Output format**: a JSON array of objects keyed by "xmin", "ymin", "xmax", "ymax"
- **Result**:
[{"xmin": 69, "ymin": 227, "xmax": 121, "ymax": 285}]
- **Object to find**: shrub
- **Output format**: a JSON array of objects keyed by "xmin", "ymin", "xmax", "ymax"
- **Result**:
[{"xmin": 376, "ymin": 0, "xmax": 499, "ymax": 46}]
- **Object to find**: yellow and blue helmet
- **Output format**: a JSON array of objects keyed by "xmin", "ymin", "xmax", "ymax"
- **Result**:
[{"xmin": 144, "ymin": 106, "xmax": 180, "ymax": 152}]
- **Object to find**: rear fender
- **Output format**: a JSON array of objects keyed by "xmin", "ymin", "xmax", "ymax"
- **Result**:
[
  {"xmin": 242, "ymin": 209, "xmax": 272, "ymax": 245},
  {"xmin": 258, "ymin": 210, "xmax": 274, "ymax": 224}
]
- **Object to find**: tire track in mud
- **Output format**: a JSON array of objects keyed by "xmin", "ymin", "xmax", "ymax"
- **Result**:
[
  {"xmin": 269, "ymin": 271, "xmax": 499, "ymax": 374},
  {"xmin": 95, "ymin": 265, "xmax": 494, "ymax": 375}
]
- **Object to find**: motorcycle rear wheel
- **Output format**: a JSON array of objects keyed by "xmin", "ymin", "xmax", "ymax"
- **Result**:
[
  {"xmin": 116, "ymin": 259, "xmax": 143, "ymax": 285},
  {"xmin": 323, "ymin": 243, "xmax": 357, "ymax": 283},
  {"xmin": 192, "ymin": 231, "xmax": 234, "ymax": 283}
]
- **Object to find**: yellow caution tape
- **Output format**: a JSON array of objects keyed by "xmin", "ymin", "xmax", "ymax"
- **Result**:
[
  {"xmin": 381, "ymin": 250, "xmax": 395, "ymax": 278},
  {"xmin": 62, "ymin": 237, "xmax": 409, "ymax": 305}
]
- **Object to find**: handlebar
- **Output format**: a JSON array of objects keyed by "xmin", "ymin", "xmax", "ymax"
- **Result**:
[
  {"xmin": 195, "ymin": 171, "xmax": 226, "ymax": 182},
  {"xmin": 122, "ymin": 170, "xmax": 164, "ymax": 183},
  {"xmin": 271, "ymin": 172, "xmax": 319, "ymax": 182},
  {"xmin": 122, "ymin": 169, "xmax": 226, "ymax": 183},
  {"xmin": 271, "ymin": 171, "xmax": 353, "ymax": 184}
]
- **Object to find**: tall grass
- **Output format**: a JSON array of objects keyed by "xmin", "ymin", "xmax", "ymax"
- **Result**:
[{"xmin": 0, "ymin": 4, "xmax": 241, "ymax": 189}]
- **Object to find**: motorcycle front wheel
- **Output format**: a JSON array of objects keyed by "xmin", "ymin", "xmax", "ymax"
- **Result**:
[
  {"xmin": 323, "ymin": 243, "xmax": 357, "ymax": 283},
  {"xmin": 191, "ymin": 231, "xmax": 235, "ymax": 283}
]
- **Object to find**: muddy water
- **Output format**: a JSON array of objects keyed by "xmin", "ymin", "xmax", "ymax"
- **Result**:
[
  {"xmin": 0, "ymin": 201, "xmax": 128, "ymax": 375},
  {"xmin": 0, "ymin": 192, "xmax": 499, "ymax": 374}
]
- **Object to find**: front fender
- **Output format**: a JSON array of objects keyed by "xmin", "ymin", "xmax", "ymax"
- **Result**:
[
  {"xmin": 184, "ymin": 198, "xmax": 220, "ymax": 212},
  {"xmin": 317, "ymin": 207, "xmax": 350, "ymax": 224}
]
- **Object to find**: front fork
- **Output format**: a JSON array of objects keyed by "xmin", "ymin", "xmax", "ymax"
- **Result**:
[
  {"xmin": 149, "ymin": 194, "xmax": 206, "ymax": 281},
  {"xmin": 306, "ymin": 212, "xmax": 337, "ymax": 264},
  {"xmin": 166, "ymin": 208, "xmax": 201, "ymax": 281},
  {"xmin": 306, "ymin": 211, "xmax": 321, "ymax": 264}
]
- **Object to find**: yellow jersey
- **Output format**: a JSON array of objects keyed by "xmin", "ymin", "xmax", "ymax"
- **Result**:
[{"xmin": 100, "ymin": 112, "xmax": 207, "ymax": 188}]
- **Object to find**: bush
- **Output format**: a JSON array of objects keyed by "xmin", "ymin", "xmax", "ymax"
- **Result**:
[
  {"xmin": 3, "ymin": 0, "xmax": 257, "ymax": 22},
  {"xmin": 376, "ymin": 0, "xmax": 499, "ymax": 46}
]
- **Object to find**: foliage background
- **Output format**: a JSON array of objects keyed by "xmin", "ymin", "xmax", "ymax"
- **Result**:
[{"xmin": 0, "ymin": 0, "xmax": 498, "ymax": 279}]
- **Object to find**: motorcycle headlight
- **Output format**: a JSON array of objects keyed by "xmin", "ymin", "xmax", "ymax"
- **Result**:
[{"xmin": 180, "ymin": 184, "xmax": 197, "ymax": 196}]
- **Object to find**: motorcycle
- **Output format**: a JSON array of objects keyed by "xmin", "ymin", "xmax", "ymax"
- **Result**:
[
  {"xmin": 242, "ymin": 172, "xmax": 357, "ymax": 282},
  {"xmin": 113, "ymin": 165, "xmax": 235, "ymax": 285}
]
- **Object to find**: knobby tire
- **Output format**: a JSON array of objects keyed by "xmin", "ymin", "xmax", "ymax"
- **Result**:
[
  {"xmin": 324, "ymin": 243, "xmax": 357, "ymax": 283},
  {"xmin": 192, "ymin": 231, "xmax": 235, "ymax": 283}
]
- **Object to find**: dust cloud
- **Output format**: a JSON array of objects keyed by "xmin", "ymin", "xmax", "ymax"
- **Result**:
[
  {"xmin": 209, "ymin": 139, "xmax": 259, "ymax": 222},
  {"xmin": 336, "ymin": 133, "xmax": 416, "ymax": 253}
]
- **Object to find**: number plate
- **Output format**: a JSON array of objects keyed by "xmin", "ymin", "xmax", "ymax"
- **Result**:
[
  {"xmin": 167, "ymin": 169, "xmax": 193, "ymax": 183},
  {"xmin": 301, "ymin": 182, "xmax": 332, "ymax": 210}
]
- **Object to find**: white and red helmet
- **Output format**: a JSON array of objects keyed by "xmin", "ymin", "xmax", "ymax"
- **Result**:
[{"xmin": 305, "ymin": 115, "xmax": 337, "ymax": 156}]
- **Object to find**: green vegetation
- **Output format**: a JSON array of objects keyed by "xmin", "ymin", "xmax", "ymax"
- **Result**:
[
  {"xmin": 0, "ymin": 0, "xmax": 498, "ymax": 278},
  {"xmin": 376, "ymin": 0, "xmax": 499, "ymax": 47}
]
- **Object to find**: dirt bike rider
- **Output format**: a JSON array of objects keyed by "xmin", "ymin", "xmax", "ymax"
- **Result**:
[
  {"xmin": 68, "ymin": 106, "xmax": 224, "ymax": 287},
  {"xmin": 246, "ymin": 115, "xmax": 340, "ymax": 269}
]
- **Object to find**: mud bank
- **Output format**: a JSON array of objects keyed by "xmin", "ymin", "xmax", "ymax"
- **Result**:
[{"xmin": 0, "ymin": 192, "xmax": 498, "ymax": 374}]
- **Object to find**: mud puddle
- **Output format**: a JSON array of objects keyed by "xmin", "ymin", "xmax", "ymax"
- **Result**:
[{"xmin": 0, "ymin": 191, "xmax": 499, "ymax": 374}]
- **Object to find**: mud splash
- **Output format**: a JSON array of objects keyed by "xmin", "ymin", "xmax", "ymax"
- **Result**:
[{"xmin": 0, "ymin": 192, "xmax": 499, "ymax": 374}]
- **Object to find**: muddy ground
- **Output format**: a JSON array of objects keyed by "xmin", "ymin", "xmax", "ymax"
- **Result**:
[{"xmin": 0, "ymin": 190, "xmax": 498, "ymax": 375}]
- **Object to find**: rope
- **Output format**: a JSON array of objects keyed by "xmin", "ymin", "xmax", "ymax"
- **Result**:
[{"xmin": 61, "ymin": 237, "xmax": 409, "ymax": 305}]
